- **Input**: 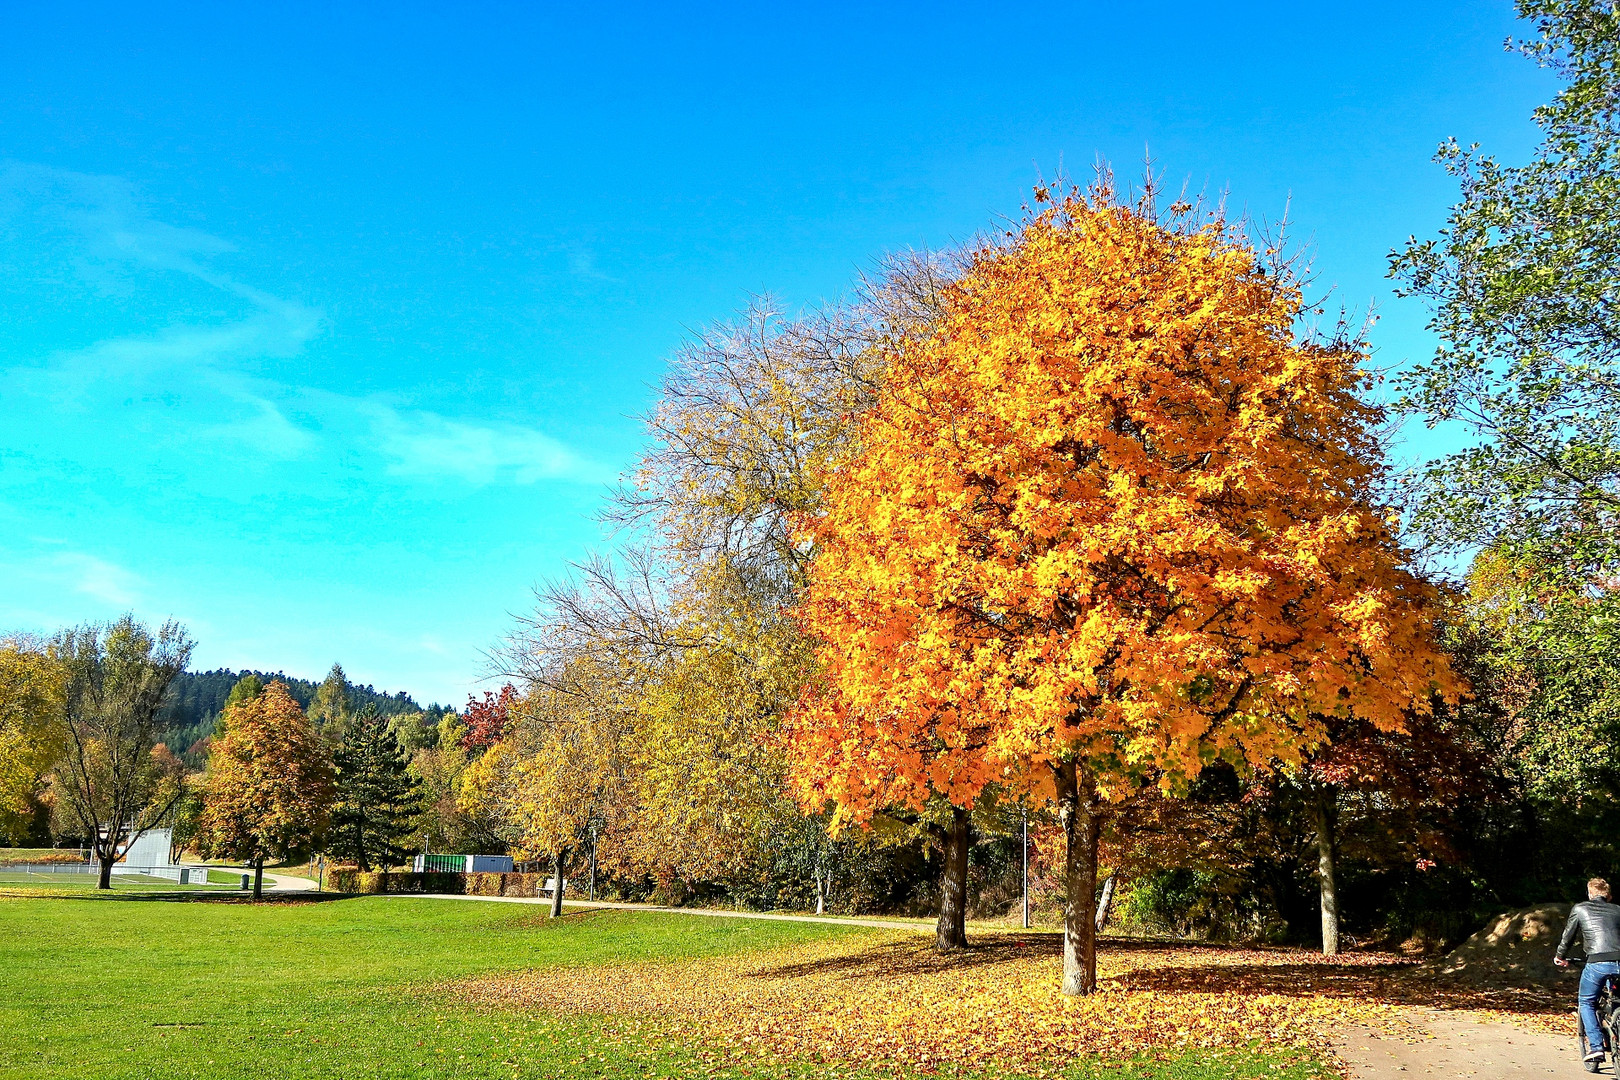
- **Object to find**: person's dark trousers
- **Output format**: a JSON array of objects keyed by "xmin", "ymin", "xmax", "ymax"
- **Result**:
[{"xmin": 1580, "ymin": 960, "xmax": 1620, "ymax": 1053}]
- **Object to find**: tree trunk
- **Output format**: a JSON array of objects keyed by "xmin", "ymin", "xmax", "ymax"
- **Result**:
[
  {"xmin": 1094, "ymin": 874, "xmax": 1117, "ymax": 934},
  {"xmin": 1058, "ymin": 761, "xmax": 1103, "ymax": 996},
  {"xmin": 253, "ymin": 858, "xmax": 264, "ymax": 901},
  {"xmin": 814, "ymin": 866, "xmax": 827, "ymax": 915},
  {"xmin": 934, "ymin": 806, "xmax": 970, "ymax": 951},
  {"xmin": 1313, "ymin": 787, "xmax": 1339, "ymax": 956},
  {"xmin": 549, "ymin": 850, "xmax": 567, "ymax": 918},
  {"xmin": 96, "ymin": 851, "xmax": 113, "ymax": 890}
]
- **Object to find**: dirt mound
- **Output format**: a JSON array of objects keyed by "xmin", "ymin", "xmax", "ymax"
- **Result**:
[{"xmin": 1430, "ymin": 903, "xmax": 1578, "ymax": 987}]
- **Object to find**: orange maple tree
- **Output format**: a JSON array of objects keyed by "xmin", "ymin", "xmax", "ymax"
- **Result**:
[
  {"xmin": 196, "ymin": 680, "xmax": 335, "ymax": 898},
  {"xmin": 789, "ymin": 181, "xmax": 1460, "ymax": 994}
]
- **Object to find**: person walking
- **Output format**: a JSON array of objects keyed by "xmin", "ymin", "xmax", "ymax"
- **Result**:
[{"xmin": 1555, "ymin": 878, "xmax": 1620, "ymax": 1067}]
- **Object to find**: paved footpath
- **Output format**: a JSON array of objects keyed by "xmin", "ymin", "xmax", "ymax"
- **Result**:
[
  {"xmin": 382, "ymin": 891, "xmax": 934, "ymax": 932},
  {"xmin": 1334, "ymin": 1009, "xmax": 1597, "ymax": 1078},
  {"xmin": 262, "ymin": 871, "xmax": 317, "ymax": 892}
]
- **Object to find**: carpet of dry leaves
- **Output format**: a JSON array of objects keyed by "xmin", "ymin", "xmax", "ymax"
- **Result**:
[{"xmin": 446, "ymin": 918, "xmax": 1574, "ymax": 1074}]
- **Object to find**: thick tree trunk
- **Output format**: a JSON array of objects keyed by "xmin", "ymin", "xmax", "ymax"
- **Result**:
[
  {"xmin": 549, "ymin": 850, "xmax": 567, "ymax": 918},
  {"xmin": 1058, "ymin": 761, "xmax": 1103, "ymax": 996},
  {"xmin": 1094, "ymin": 874, "xmax": 1117, "ymax": 934},
  {"xmin": 1313, "ymin": 788, "xmax": 1339, "ymax": 956},
  {"xmin": 934, "ymin": 806, "xmax": 970, "ymax": 951},
  {"xmin": 253, "ymin": 858, "xmax": 264, "ymax": 901},
  {"xmin": 96, "ymin": 852, "xmax": 113, "ymax": 890}
]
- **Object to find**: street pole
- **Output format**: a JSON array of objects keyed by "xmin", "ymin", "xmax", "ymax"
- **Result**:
[
  {"xmin": 588, "ymin": 824, "xmax": 597, "ymax": 901},
  {"xmin": 1022, "ymin": 807, "xmax": 1030, "ymax": 929}
]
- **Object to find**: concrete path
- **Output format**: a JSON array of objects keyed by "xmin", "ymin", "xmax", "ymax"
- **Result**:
[
  {"xmin": 1334, "ymin": 1009, "xmax": 1596, "ymax": 1078},
  {"xmin": 262, "ymin": 872, "xmax": 317, "ymax": 892},
  {"xmin": 382, "ymin": 892, "xmax": 933, "ymax": 932},
  {"xmin": 204, "ymin": 867, "xmax": 318, "ymax": 893}
]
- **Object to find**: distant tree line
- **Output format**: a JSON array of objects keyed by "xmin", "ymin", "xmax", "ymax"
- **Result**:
[{"xmin": 158, "ymin": 665, "xmax": 452, "ymax": 769}]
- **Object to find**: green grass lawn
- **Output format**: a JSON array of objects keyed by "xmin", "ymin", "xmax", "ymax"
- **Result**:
[
  {"xmin": 0, "ymin": 872, "xmax": 230, "ymax": 891},
  {"xmin": 0, "ymin": 894, "xmax": 1330, "ymax": 1080}
]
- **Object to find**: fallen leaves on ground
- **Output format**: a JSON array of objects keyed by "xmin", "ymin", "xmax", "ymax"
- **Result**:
[{"xmin": 444, "ymin": 927, "xmax": 1575, "ymax": 1073}]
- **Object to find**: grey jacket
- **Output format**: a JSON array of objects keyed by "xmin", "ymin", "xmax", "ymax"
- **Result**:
[{"xmin": 1557, "ymin": 899, "xmax": 1620, "ymax": 963}]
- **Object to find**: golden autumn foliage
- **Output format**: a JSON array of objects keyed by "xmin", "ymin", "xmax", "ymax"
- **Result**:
[
  {"xmin": 789, "ymin": 181, "xmax": 1461, "ymax": 991},
  {"xmin": 484, "ymin": 590, "xmax": 812, "ymax": 893},
  {"xmin": 459, "ymin": 671, "xmax": 626, "ymax": 877},
  {"xmin": 0, "ymin": 641, "xmax": 65, "ymax": 832},
  {"xmin": 196, "ymin": 681, "xmax": 335, "ymax": 870}
]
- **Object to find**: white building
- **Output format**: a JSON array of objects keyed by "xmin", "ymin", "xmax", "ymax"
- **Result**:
[
  {"xmin": 120, "ymin": 827, "xmax": 176, "ymax": 868},
  {"xmin": 94, "ymin": 826, "xmax": 213, "ymax": 884}
]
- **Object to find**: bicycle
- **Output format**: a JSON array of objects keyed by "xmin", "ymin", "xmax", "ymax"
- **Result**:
[{"xmin": 1575, "ymin": 959, "xmax": 1620, "ymax": 1073}]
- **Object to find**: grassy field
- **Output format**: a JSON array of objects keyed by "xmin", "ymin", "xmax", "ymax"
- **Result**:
[
  {"xmin": 0, "ymin": 872, "xmax": 231, "ymax": 892},
  {"xmin": 0, "ymin": 893, "xmax": 1330, "ymax": 1080}
]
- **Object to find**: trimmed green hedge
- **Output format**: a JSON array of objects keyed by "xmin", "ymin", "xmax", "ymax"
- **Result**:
[{"xmin": 329, "ymin": 870, "xmax": 557, "ymax": 897}]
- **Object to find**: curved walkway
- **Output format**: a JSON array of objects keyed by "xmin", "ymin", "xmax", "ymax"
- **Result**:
[
  {"xmin": 382, "ymin": 892, "xmax": 933, "ymax": 932},
  {"xmin": 263, "ymin": 871, "xmax": 318, "ymax": 892},
  {"xmin": 204, "ymin": 867, "xmax": 319, "ymax": 893},
  {"xmin": 1333, "ymin": 1009, "xmax": 1591, "ymax": 1078}
]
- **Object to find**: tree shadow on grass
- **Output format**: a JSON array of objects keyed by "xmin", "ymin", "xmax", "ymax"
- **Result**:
[
  {"xmin": 23, "ymin": 890, "xmax": 361, "ymax": 905},
  {"xmin": 1118, "ymin": 962, "xmax": 1569, "ymax": 1016},
  {"xmin": 750, "ymin": 932, "xmax": 1061, "ymax": 979},
  {"xmin": 751, "ymin": 933, "xmax": 1352, "ymax": 979},
  {"xmin": 748, "ymin": 933, "xmax": 1571, "ymax": 1017}
]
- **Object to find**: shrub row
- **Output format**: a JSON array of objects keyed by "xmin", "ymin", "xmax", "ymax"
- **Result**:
[
  {"xmin": 0, "ymin": 851, "xmax": 85, "ymax": 867},
  {"xmin": 328, "ymin": 870, "xmax": 558, "ymax": 897}
]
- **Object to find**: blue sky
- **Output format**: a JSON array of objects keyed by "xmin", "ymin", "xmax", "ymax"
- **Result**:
[{"xmin": 0, "ymin": 2, "xmax": 1554, "ymax": 706}]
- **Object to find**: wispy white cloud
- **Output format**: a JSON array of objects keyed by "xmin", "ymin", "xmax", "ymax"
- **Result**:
[
  {"xmin": 1, "ymin": 162, "xmax": 324, "ymax": 452},
  {"xmin": 0, "ymin": 547, "xmax": 147, "ymax": 608},
  {"xmin": 54, "ymin": 552, "xmax": 144, "ymax": 606},
  {"xmin": 0, "ymin": 161, "xmax": 234, "ymax": 279},
  {"xmin": 2, "ymin": 162, "xmax": 603, "ymax": 491},
  {"xmin": 565, "ymin": 245, "xmax": 618, "ymax": 283},
  {"xmin": 31, "ymin": 302, "xmax": 321, "ymax": 388},
  {"xmin": 363, "ymin": 403, "xmax": 609, "ymax": 486},
  {"xmin": 198, "ymin": 389, "xmax": 320, "ymax": 459}
]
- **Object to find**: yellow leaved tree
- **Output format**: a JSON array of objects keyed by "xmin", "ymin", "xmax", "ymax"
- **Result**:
[
  {"xmin": 0, "ymin": 638, "xmax": 66, "ymax": 839},
  {"xmin": 459, "ymin": 663, "xmax": 630, "ymax": 916},
  {"xmin": 791, "ymin": 179, "xmax": 1460, "ymax": 994}
]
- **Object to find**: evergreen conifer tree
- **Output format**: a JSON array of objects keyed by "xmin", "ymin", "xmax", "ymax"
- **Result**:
[{"xmin": 330, "ymin": 705, "xmax": 420, "ymax": 871}]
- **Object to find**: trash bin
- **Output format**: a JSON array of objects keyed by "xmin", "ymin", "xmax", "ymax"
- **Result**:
[{"xmin": 240, "ymin": 873, "xmax": 251, "ymax": 891}]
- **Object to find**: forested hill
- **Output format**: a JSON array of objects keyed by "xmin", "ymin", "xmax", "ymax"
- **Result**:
[{"xmin": 159, "ymin": 668, "xmax": 448, "ymax": 763}]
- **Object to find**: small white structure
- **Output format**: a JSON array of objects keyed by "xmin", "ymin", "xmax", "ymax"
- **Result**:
[
  {"xmin": 413, "ymin": 853, "xmax": 514, "ymax": 873},
  {"xmin": 96, "ymin": 826, "xmax": 215, "ymax": 885},
  {"xmin": 121, "ymin": 828, "xmax": 175, "ymax": 868}
]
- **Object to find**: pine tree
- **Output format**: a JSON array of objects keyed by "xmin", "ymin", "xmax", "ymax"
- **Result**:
[{"xmin": 330, "ymin": 705, "xmax": 420, "ymax": 871}]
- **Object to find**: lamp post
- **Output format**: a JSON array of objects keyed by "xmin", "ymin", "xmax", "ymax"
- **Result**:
[
  {"xmin": 588, "ymin": 822, "xmax": 598, "ymax": 902},
  {"xmin": 1021, "ymin": 807, "xmax": 1030, "ymax": 930}
]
